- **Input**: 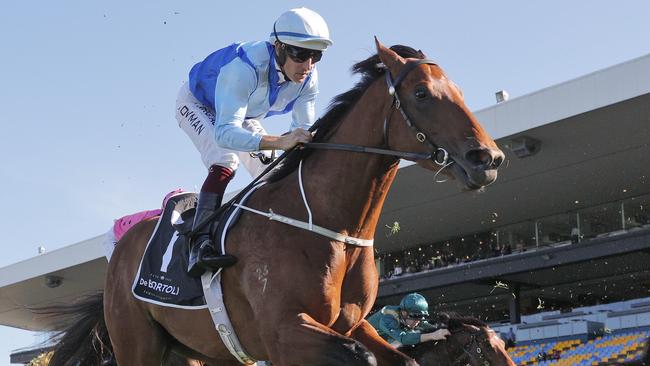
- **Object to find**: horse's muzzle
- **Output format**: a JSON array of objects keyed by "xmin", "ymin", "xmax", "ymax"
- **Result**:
[
  {"xmin": 457, "ymin": 147, "xmax": 504, "ymax": 189},
  {"xmin": 465, "ymin": 147, "xmax": 504, "ymax": 172}
]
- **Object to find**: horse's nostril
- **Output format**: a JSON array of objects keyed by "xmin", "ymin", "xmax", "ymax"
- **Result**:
[
  {"xmin": 465, "ymin": 149, "xmax": 504, "ymax": 170},
  {"xmin": 465, "ymin": 149, "xmax": 493, "ymax": 168},
  {"xmin": 492, "ymin": 155, "xmax": 504, "ymax": 169}
]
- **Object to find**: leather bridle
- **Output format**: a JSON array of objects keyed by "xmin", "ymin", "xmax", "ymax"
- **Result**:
[
  {"xmin": 303, "ymin": 59, "xmax": 451, "ymax": 166},
  {"xmin": 449, "ymin": 328, "xmax": 491, "ymax": 366},
  {"xmin": 198, "ymin": 59, "xmax": 455, "ymax": 232}
]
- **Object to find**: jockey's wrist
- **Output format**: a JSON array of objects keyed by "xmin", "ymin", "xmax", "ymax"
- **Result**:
[
  {"xmin": 259, "ymin": 135, "xmax": 282, "ymax": 150},
  {"xmin": 420, "ymin": 331, "xmax": 439, "ymax": 342},
  {"xmin": 420, "ymin": 333, "xmax": 432, "ymax": 342},
  {"xmin": 420, "ymin": 329, "xmax": 450, "ymax": 343}
]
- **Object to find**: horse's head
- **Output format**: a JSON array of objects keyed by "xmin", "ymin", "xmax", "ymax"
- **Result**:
[
  {"xmin": 443, "ymin": 325, "xmax": 516, "ymax": 366},
  {"xmin": 400, "ymin": 314, "xmax": 516, "ymax": 366},
  {"xmin": 375, "ymin": 39, "xmax": 504, "ymax": 190}
]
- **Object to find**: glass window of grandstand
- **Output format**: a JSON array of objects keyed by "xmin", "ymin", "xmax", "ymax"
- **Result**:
[
  {"xmin": 494, "ymin": 221, "xmax": 537, "ymax": 252},
  {"xmin": 379, "ymin": 244, "xmax": 444, "ymax": 279},
  {"xmin": 578, "ymin": 200, "xmax": 624, "ymax": 240},
  {"xmin": 535, "ymin": 211, "xmax": 578, "ymax": 246},
  {"xmin": 377, "ymin": 230, "xmax": 511, "ymax": 280},
  {"xmin": 623, "ymin": 193, "xmax": 650, "ymax": 229},
  {"xmin": 377, "ymin": 193, "xmax": 650, "ymax": 281}
]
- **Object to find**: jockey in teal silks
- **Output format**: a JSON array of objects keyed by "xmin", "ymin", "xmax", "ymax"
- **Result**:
[
  {"xmin": 174, "ymin": 8, "xmax": 333, "ymax": 277},
  {"xmin": 368, "ymin": 293, "xmax": 451, "ymax": 347}
]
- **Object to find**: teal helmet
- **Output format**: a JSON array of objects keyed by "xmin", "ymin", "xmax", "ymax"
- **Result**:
[{"xmin": 399, "ymin": 293, "xmax": 429, "ymax": 319}]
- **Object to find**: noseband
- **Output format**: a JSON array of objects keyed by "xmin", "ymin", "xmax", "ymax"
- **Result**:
[
  {"xmin": 302, "ymin": 59, "xmax": 451, "ymax": 165},
  {"xmin": 384, "ymin": 59, "xmax": 450, "ymax": 166}
]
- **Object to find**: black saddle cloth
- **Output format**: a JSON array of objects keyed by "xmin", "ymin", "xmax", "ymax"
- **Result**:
[
  {"xmin": 131, "ymin": 188, "xmax": 251, "ymax": 308},
  {"xmin": 131, "ymin": 192, "xmax": 207, "ymax": 308}
]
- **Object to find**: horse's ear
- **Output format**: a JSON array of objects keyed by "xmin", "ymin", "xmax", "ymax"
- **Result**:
[
  {"xmin": 374, "ymin": 36, "xmax": 405, "ymax": 74},
  {"xmin": 437, "ymin": 312, "xmax": 451, "ymax": 327}
]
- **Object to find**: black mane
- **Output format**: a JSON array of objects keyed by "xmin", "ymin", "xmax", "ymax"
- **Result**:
[
  {"xmin": 398, "ymin": 312, "xmax": 490, "ymax": 357},
  {"xmin": 264, "ymin": 45, "xmax": 425, "ymax": 183},
  {"xmin": 437, "ymin": 311, "xmax": 489, "ymax": 330}
]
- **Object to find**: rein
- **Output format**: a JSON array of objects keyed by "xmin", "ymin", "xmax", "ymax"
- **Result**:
[
  {"xmin": 233, "ymin": 160, "xmax": 374, "ymax": 247},
  {"xmin": 192, "ymin": 144, "xmax": 301, "ymax": 234},
  {"xmin": 193, "ymin": 60, "xmax": 451, "ymax": 238},
  {"xmin": 302, "ymin": 142, "xmax": 430, "ymax": 161}
]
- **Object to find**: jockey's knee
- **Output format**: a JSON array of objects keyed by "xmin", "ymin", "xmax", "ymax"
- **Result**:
[{"xmin": 204, "ymin": 153, "xmax": 239, "ymax": 172}]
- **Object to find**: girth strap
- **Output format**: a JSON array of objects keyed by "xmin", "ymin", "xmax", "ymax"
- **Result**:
[{"xmin": 201, "ymin": 271, "xmax": 256, "ymax": 365}]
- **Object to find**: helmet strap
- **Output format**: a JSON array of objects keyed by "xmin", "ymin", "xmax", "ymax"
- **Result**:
[
  {"xmin": 273, "ymin": 23, "xmax": 290, "ymax": 80},
  {"xmin": 399, "ymin": 310, "xmax": 407, "ymax": 324},
  {"xmin": 273, "ymin": 44, "xmax": 291, "ymax": 81}
]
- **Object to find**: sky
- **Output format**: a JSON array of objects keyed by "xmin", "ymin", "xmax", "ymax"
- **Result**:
[{"xmin": 0, "ymin": 0, "xmax": 649, "ymax": 364}]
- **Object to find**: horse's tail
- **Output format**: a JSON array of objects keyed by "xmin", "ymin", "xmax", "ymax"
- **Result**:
[{"xmin": 39, "ymin": 292, "xmax": 113, "ymax": 366}]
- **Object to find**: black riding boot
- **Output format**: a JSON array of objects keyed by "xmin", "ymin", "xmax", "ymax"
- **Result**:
[{"xmin": 187, "ymin": 192, "xmax": 238, "ymax": 277}]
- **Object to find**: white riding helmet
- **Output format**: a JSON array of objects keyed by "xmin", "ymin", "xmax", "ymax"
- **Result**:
[{"xmin": 270, "ymin": 7, "xmax": 333, "ymax": 51}]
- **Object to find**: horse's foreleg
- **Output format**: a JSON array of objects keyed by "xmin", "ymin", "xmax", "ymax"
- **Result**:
[
  {"xmin": 265, "ymin": 312, "xmax": 377, "ymax": 366},
  {"xmin": 332, "ymin": 247, "xmax": 417, "ymax": 366},
  {"xmin": 350, "ymin": 319, "xmax": 418, "ymax": 366}
]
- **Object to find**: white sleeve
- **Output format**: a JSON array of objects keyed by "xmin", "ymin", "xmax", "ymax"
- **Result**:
[
  {"xmin": 102, "ymin": 226, "xmax": 117, "ymax": 261},
  {"xmin": 213, "ymin": 59, "xmax": 263, "ymax": 152},
  {"xmin": 290, "ymin": 67, "xmax": 319, "ymax": 131}
]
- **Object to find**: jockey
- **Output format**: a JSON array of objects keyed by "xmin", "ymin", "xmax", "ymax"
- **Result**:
[
  {"xmin": 175, "ymin": 7, "xmax": 333, "ymax": 277},
  {"xmin": 367, "ymin": 293, "xmax": 451, "ymax": 347},
  {"xmin": 103, "ymin": 189, "xmax": 184, "ymax": 261}
]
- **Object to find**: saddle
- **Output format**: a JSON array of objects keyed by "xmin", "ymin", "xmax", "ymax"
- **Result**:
[
  {"xmin": 131, "ymin": 184, "xmax": 263, "ymax": 308},
  {"xmin": 131, "ymin": 192, "xmax": 206, "ymax": 308}
]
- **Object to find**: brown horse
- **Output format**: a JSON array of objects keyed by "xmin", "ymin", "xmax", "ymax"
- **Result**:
[
  {"xmin": 398, "ymin": 313, "xmax": 516, "ymax": 366},
  {"xmin": 51, "ymin": 39, "xmax": 504, "ymax": 366}
]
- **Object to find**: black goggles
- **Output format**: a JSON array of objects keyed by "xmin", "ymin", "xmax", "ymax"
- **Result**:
[{"xmin": 283, "ymin": 43, "xmax": 322, "ymax": 63}]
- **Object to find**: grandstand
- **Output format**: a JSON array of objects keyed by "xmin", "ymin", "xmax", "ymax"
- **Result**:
[
  {"xmin": 370, "ymin": 53, "xmax": 650, "ymax": 363},
  {"xmin": 507, "ymin": 330, "xmax": 649, "ymax": 365},
  {"xmin": 1, "ymin": 54, "xmax": 649, "ymax": 364},
  {"xmin": 493, "ymin": 298, "xmax": 650, "ymax": 365}
]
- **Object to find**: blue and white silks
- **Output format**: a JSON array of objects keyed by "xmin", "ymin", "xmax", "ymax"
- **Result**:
[{"xmin": 188, "ymin": 41, "xmax": 318, "ymax": 152}]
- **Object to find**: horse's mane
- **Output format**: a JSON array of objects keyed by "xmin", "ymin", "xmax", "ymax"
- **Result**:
[
  {"xmin": 398, "ymin": 312, "xmax": 495, "ymax": 362},
  {"xmin": 398, "ymin": 312, "xmax": 489, "ymax": 355},
  {"xmin": 264, "ymin": 45, "xmax": 426, "ymax": 184},
  {"xmin": 438, "ymin": 311, "xmax": 489, "ymax": 331}
]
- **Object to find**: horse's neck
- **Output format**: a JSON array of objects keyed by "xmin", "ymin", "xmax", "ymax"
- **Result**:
[{"xmin": 302, "ymin": 81, "xmax": 399, "ymax": 240}]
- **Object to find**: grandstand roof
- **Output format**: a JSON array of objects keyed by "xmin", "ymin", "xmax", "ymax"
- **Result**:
[
  {"xmin": 0, "ymin": 237, "xmax": 106, "ymax": 331},
  {"xmin": 377, "ymin": 54, "xmax": 650, "ymax": 253},
  {"xmin": 1, "ymin": 53, "xmax": 649, "ymax": 332}
]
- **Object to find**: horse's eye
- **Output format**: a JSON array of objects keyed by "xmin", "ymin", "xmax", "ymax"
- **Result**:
[{"xmin": 414, "ymin": 88, "xmax": 427, "ymax": 100}]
